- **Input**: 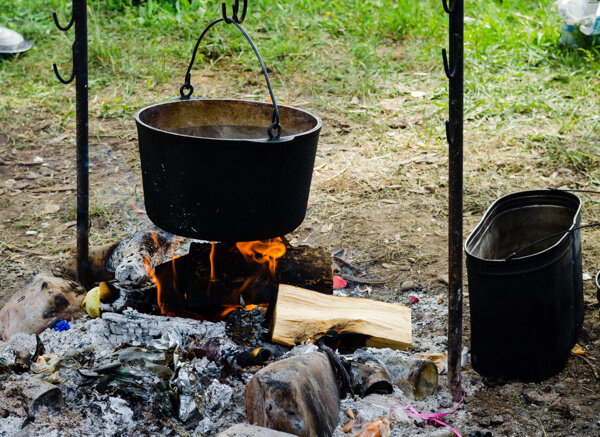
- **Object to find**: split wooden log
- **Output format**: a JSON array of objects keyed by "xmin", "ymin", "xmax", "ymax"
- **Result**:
[
  {"xmin": 271, "ymin": 284, "xmax": 411, "ymax": 350},
  {"xmin": 155, "ymin": 242, "xmax": 333, "ymax": 314}
]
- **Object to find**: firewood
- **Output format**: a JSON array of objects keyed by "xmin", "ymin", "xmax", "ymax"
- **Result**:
[
  {"xmin": 271, "ymin": 284, "xmax": 411, "ymax": 350},
  {"xmin": 155, "ymin": 242, "xmax": 333, "ymax": 311}
]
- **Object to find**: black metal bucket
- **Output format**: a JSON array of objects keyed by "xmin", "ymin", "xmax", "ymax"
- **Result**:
[{"xmin": 465, "ymin": 190, "xmax": 583, "ymax": 381}]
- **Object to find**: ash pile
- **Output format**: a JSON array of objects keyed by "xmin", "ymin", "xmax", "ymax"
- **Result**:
[{"xmin": 0, "ymin": 231, "xmax": 469, "ymax": 436}]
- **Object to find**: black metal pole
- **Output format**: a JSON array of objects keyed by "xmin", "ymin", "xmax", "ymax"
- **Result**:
[
  {"xmin": 443, "ymin": 0, "xmax": 464, "ymax": 401},
  {"xmin": 52, "ymin": 0, "xmax": 89, "ymax": 287},
  {"xmin": 74, "ymin": 0, "xmax": 89, "ymax": 287}
]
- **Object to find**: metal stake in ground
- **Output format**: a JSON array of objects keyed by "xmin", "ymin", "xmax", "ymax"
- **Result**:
[
  {"xmin": 52, "ymin": 0, "xmax": 90, "ymax": 287},
  {"xmin": 442, "ymin": 0, "xmax": 464, "ymax": 401}
]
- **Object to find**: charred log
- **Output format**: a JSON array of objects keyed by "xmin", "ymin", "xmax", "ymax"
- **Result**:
[
  {"xmin": 154, "ymin": 241, "xmax": 333, "ymax": 317},
  {"xmin": 181, "ymin": 336, "xmax": 271, "ymax": 370}
]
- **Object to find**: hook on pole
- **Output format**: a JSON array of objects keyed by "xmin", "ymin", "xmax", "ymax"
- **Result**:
[
  {"xmin": 53, "ymin": 62, "xmax": 76, "ymax": 84},
  {"xmin": 442, "ymin": 0, "xmax": 455, "ymax": 14},
  {"xmin": 221, "ymin": 0, "xmax": 248, "ymax": 24},
  {"xmin": 442, "ymin": 48, "xmax": 456, "ymax": 79},
  {"xmin": 52, "ymin": 12, "xmax": 75, "ymax": 32}
]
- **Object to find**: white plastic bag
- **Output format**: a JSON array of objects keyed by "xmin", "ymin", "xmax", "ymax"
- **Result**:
[{"xmin": 556, "ymin": 0, "xmax": 600, "ymax": 35}]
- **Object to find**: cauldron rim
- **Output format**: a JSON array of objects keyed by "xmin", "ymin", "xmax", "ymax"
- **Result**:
[{"xmin": 134, "ymin": 97, "xmax": 322, "ymax": 143}]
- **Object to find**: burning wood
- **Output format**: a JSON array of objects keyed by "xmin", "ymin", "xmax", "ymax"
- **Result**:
[
  {"xmin": 151, "ymin": 240, "xmax": 333, "ymax": 320},
  {"xmin": 271, "ymin": 284, "xmax": 412, "ymax": 350},
  {"xmin": 63, "ymin": 230, "xmax": 182, "ymax": 287}
]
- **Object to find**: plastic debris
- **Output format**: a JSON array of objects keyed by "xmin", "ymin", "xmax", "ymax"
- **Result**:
[
  {"xmin": 81, "ymin": 286, "xmax": 101, "ymax": 318},
  {"xmin": 409, "ymin": 296, "xmax": 419, "ymax": 304},
  {"xmin": 53, "ymin": 319, "xmax": 70, "ymax": 332},
  {"xmin": 398, "ymin": 387, "xmax": 466, "ymax": 437},
  {"xmin": 556, "ymin": 0, "xmax": 600, "ymax": 46},
  {"xmin": 33, "ymin": 353, "xmax": 61, "ymax": 374},
  {"xmin": 333, "ymin": 275, "xmax": 349, "ymax": 289},
  {"xmin": 571, "ymin": 343, "xmax": 586, "ymax": 355}
]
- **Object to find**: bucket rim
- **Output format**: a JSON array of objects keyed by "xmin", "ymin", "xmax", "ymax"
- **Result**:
[
  {"xmin": 134, "ymin": 98, "xmax": 322, "ymax": 143},
  {"xmin": 465, "ymin": 189, "xmax": 582, "ymax": 263}
]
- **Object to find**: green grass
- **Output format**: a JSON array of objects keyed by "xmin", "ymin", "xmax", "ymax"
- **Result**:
[{"xmin": 1, "ymin": 0, "xmax": 599, "ymax": 181}]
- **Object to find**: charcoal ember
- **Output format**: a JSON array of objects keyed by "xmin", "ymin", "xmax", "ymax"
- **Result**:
[
  {"xmin": 246, "ymin": 352, "xmax": 340, "ymax": 436},
  {"xmin": 348, "ymin": 350, "xmax": 394, "ymax": 397},
  {"xmin": 182, "ymin": 336, "xmax": 271, "ymax": 371},
  {"xmin": 225, "ymin": 307, "xmax": 268, "ymax": 347},
  {"xmin": 100, "ymin": 283, "xmax": 158, "ymax": 315}
]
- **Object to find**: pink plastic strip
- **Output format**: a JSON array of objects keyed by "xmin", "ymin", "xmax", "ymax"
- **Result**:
[{"xmin": 394, "ymin": 388, "xmax": 466, "ymax": 437}]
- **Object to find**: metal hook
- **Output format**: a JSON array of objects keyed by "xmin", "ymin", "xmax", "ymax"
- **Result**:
[
  {"xmin": 442, "ymin": 48, "xmax": 456, "ymax": 79},
  {"xmin": 52, "ymin": 12, "xmax": 75, "ymax": 32},
  {"xmin": 442, "ymin": 0, "xmax": 455, "ymax": 14},
  {"xmin": 221, "ymin": 0, "xmax": 247, "ymax": 24},
  {"xmin": 53, "ymin": 62, "xmax": 76, "ymax": 85}
]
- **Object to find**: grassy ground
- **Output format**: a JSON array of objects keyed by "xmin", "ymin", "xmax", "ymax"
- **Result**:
[
  {"xmin": 1, "ymin": 0, "xmax": 598, "ymax": 176},
  {"xmin": 1, "ymin": 1, "xmax": 600, "ymax": 435}
]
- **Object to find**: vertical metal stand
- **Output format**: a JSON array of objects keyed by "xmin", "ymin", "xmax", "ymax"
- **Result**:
[
  {"xmin": 53, "ymin": 0, "xmax": 90, "ymax": 287},
  {"xmin": 442, "ymin": 0, "xmax": 464, "ymax": 401}
]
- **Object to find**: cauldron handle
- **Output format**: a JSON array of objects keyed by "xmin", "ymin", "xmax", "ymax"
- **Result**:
[{"xmin": 179, "ymin": 13, "xmax": 282, "ymax": 141}]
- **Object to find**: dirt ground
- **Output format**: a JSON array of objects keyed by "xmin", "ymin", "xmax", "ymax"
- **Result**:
[{"xmin": 1, "ymin": 68, "xmax": 600, "ymax": 436}]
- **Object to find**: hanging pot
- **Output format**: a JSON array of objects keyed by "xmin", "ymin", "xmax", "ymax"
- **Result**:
[{"xmin": 135, "ymin": 14, "xmax": 321, "ymax": 242}]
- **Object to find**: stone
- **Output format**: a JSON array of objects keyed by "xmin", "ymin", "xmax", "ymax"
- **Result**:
[
  {"xmin": 0, "ymin": 274, "xmax": 85, "ymax": 341},
  {"xmin": 399, "ymin": 280, "xmax": 416, "ymax": 292},
  {"xmin": 246, "ymin": 352, "xmax": 339, "ymax": 437},
  {"xmin": 217, "ymin": 424, "xmax": 298, "ymax": 436}
]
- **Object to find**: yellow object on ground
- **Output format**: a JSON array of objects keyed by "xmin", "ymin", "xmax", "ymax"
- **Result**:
[{"xmin": 81, "ymin": 286, "xmax": 101, "ymax": 318}]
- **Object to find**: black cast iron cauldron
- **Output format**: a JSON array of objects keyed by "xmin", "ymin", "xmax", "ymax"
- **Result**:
[
  {"xmin": 134, "ymin": 8, "xmax": 321, "ymax": 242},
  {"xmin": 135, "ymin": 99, "xmax": 321, "ymax": 242}
]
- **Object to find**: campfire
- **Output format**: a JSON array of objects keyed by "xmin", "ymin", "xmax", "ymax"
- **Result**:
[
  {"xmin": 0, "ymin": 0, "xmax": 473, "ymax": 435},
  {"xmin": 0, "ymin": 226, "xmax": 463, "ymax": 436}
]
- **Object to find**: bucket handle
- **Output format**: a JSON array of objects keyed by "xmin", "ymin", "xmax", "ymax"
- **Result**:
[
  {"xmin": 505, "ymin": 222, "xmax": 600, "ymax": 261},
  {"xmin": 502, "ymin": 188, "xmax": 600, "ymax": 261},
  {"xmin": 179, "ymin": 3, "xmax": 282, "ymax": 141}
]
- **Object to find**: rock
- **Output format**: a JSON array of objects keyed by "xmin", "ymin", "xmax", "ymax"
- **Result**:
[
  {"xmin": 0, "ymin": 274, "xmax": 85, "ymax": 341},
  {"xmin": 217, "ymin": 424, "xmax": 298, "ymax": 436},
  {"xmin": 399, "ymin": 280, "xmax": 416, "ymax": 292},
  {"xmin": 246, "ymin": 352, "xmax": 339, "ymax": 437},
  {"xmin": 436, "ymin": 274, "xmax": 449, "ymax": 285}
]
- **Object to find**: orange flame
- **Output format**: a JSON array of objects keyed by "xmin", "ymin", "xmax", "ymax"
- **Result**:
[
  {"xmin": 150, "ymin": 231, "xmax": 160, "ymax": 248},
  {"xmin": 209, "ymin": 242, "xmax": 217, "ymax": 281},
  {"xmin": 171, "ymin": 255, "xmax": 179, "ymax": 296},
  {"xmin": 217, "ymin": 304, "xmax": 262, "ymax": 319},
  {"xmin": 235, "ymin": 238, "xmax": 286, "ymax": 277},
  {"xmin": 143, "ymin": 256, "xmax": 166, "ymax": 314}
]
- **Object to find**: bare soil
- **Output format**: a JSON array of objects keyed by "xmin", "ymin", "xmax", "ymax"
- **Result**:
[{"xmin": 1, "ymin": 69, "xmax": 600, "ymax": 436}]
